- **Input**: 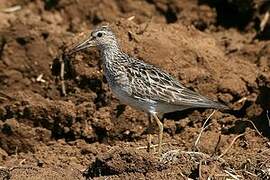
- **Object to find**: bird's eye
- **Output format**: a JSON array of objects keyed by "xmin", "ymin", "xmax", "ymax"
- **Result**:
[{"xmin": 97, "ymin": 32, "xmax": 103, "ymax": 37}]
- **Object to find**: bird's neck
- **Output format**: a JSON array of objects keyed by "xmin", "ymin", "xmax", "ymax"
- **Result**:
[
  {"xmin": 100, "ymin": 46, "xmax": 118, "ymax": 80},
  {"xmin": 100, "ymin": 44, "xmax": 120, "ymax": 66},
  {"xmin": 100, "ymin": 44, "xmax": 129, "ymax": 87}
]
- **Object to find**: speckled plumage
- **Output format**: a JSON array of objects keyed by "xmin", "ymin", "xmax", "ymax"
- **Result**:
[{"xmin": 69, "ymin": 26, "xmax": 227, "ymax": 154}]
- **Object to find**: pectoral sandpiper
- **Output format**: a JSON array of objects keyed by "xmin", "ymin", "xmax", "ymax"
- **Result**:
[{"xmin": 67, "ymin": 26, "xmax": 227, "ymax": 155}]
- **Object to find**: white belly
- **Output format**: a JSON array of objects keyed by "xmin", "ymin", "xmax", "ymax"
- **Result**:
[
  {"xmin": 111, "ymin": 85, "xmax": 157, "ymax": 113},
  {"xmin": 110, "ymin": 85, "xmax": 188, "ymax": 115}
]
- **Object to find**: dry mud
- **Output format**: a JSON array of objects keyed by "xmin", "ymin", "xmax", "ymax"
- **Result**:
[{"xmin": 0, "ymin": 0, "xmax": 270, "ymax": 179}]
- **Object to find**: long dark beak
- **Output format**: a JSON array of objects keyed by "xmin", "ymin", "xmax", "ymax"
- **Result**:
[{"xmin": 68, "ymin": 36, "xmax": 95, "ymax": 55}]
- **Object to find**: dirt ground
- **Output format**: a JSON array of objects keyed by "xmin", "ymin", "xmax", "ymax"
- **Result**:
[{"xmin": 0, "ymin": 0, "xmax": 270, "ymax": 179}]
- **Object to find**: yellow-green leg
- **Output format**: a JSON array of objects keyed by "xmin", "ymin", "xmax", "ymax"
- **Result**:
[
  {"xmin": 147, "ymin": 114, "xmax": 153, "ymax": 153},
  {"xmin": 147, "ymin": 134, "xmax": 152, "ymax": 153},
  {"xmin": 151, "ymin": 112, "xmax": 164, "ymax": 155}
]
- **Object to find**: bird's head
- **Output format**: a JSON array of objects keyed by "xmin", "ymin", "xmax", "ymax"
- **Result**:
[{"xmin": 68, "ymin": 26, "xmax": 118, "ymax": 54}]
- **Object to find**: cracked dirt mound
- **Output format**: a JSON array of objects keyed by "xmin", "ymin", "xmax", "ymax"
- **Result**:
[{"xmin": 0, "ymin": 0, "xmax": 270, "ymax": 179}]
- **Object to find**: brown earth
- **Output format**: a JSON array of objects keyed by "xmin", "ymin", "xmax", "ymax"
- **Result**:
[{"xmin": 0, "ymin": 0, "xmax": 270, "ymax": 179}]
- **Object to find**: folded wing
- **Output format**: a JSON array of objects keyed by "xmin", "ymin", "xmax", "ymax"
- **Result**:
[{"xmin": 125, "ymin": 57, "xmax": 227, "ymax": 110}]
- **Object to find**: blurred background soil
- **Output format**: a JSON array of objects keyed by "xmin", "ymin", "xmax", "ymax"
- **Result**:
[{"xmin": 0, "ymin": 0, "xmax": 270, "ymax": 179}]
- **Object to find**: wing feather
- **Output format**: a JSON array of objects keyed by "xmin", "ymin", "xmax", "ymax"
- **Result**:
[{"xmin": 120, "ymin": 55, "xmax": 226, "ymax": 109}]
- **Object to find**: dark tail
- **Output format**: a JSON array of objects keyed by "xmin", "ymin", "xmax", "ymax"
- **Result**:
[
  {"xmin": 209, "ymin": 100, "xmax": 229, "ymax": 110},
  {"xmin": 193, "ymin": 96, "xmax": 230, "ymax": 111}
]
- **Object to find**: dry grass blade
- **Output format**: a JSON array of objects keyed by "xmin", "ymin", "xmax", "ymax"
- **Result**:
[
  {"xmin": 211, "ymin": 134, "xmax": 221, "ymax": 157},
  {"xmin": 0, "ymin": 92, "xmax": 14, "ymax": 101},
  {"xmin": 60, "ymin": 55, "xmax": 67, "ymax": 96},
  {"xmin": 127, "ymin": 16, "xmax": 135, "ymax": 21},
  {"xmin": 0, "ymin": 96, "xmax": 7, "ymax": 102},
  {"xmin": 260, "ymin": 11, "xmax": 270, "ymax": 32},
  {"xmin": 267, "ymin": 110, "xmax": 270, "ymax": 127},
  {"xmin": 194, "ymin": 110, "xmax": 216, "ymax": 148},
  {"xmin": 36, "ymin": 74, "xmax": 46, "ymax": 83},
  {"xmin": 224, "ymin": 170, "xmax": 241, "ymax": 180},
  {"xmin": 2, "ymin": 5, "xmax": 21, "ymax": 13},
  {"xmin": 237, "ymin": 119, "xmax": 264, "ymax": 138},
  {"xmin": 199, "ymin": 159, "xmax": 203, "ymax": 180},
  {"xmin": 243, "ymin": 170, "xmax": 258, "ymax": 178},
  {"xmin": 236, "ymin": 97, "xmax": 247, "ymax": 103},
  {"xmin": 217, "ymin": 133, "xmax": 245, "ymax": 159}
]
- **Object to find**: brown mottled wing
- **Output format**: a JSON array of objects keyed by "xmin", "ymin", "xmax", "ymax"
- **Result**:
[{"xmin": 124, "ymin": 56, "xmax": 226, "ymax": 109}]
